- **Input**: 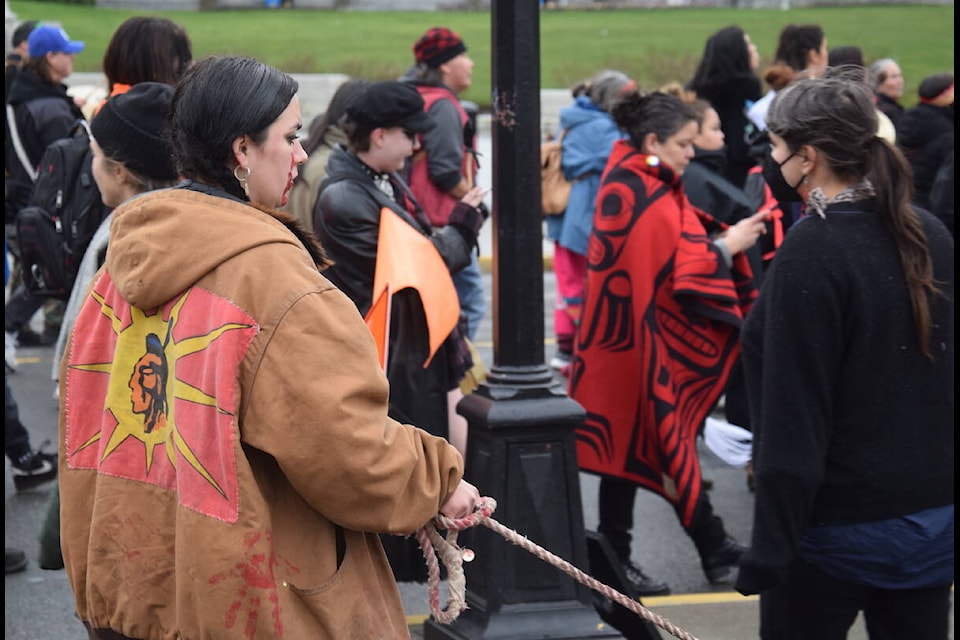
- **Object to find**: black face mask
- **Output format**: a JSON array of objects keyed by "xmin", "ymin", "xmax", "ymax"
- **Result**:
[{"xmin": 761, "ymin": 148, "xmax": 804, "ymax": 204}]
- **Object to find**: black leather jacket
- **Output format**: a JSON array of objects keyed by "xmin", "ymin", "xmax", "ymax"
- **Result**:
[
  {"xmin": 314, "ymin": 145, "xmax": 476, "ymax": 313},
  {"xmin": 313, "ymin": 145, "xmax": 479, "ymax": 439}
]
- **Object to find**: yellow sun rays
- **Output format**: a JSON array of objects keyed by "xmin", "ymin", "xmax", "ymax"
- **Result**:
[{"xmin": 69, "ymin": 290, "xmax": 252, "ymax": 499}]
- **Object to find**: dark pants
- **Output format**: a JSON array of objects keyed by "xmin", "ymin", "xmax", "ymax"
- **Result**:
[
  {"xmin": 724, "ymin": 357, "xmax": 751, "ymax": 431},
  {"xmin": 4, "ymin": 282, "xmax": 47, "ymax": 333},
  {"xmin": 597, "ymin": 476, "xmax": 728, "ymax": 562},
  {"xmin": 760, "ymin": 557, "xmax": 952, "ymax": 640},
  {"xmin": 5, "ymin": 373, "xmax": 31, "ymax": 462},
  {"xmin": 597, "ymin": 477, "xmax": 637, "ymax": 560}
]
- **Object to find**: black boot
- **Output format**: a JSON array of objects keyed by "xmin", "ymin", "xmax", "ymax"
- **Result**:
[
  {"xmin": 697, "ymin": 534, "xmax": 747, "ymax": 583},
  {"xmin": 686, "ymin": 494, "xmax": 746, "ymax": 583},
  {"xmin": 598, "ymin": 478, "xmax": 671, "ymax": 596},
  {"xmin": 5, "ymin": 547, "xmax": 27, "ymax": 574},
  {"xmin": 620, "ymin": 558, "xmax": 671, "ymax": 597}
]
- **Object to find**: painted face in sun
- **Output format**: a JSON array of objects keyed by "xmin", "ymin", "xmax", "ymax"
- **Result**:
[
  {"xmin": 128, "ymin": 333, "xmax": 169, "ymax": 434},
  {"xmin": 66, "ymin": 281, "xmax": 259, "ymax": 521}
]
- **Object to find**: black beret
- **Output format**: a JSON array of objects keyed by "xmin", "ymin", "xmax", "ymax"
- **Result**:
[{"xmin": 345, "ymin": 81, "xmax": 435, "ymax": 134}]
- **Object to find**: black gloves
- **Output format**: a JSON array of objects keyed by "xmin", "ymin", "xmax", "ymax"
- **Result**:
[{"xmin": 476, "ymin": 201, "xmax": 490, "ymax": 222}]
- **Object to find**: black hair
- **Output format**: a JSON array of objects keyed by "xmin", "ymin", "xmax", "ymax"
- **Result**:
[
  {"xmin": 827, "ymin": 46, "xmax": 864, "ymax": 69},
  {"xmin": 689, "ymin": 25, "xmax": 755, "ymax": 90},
  {"xmin": 103, "ymin": 17, "xmax": 193, "ymax": 91},
  {"xmin": 767, "ymin": 68, "xmax": 940, "ymax": 356},
  {"xmin": 612, "ymin": 91, "xmax": 699, "ymax": 150},
  {"xmin": 342, "ymin": 120, "xmax": 376, "ymax": 154},
  {"xmin": 12, "ymin": 20, "xmax": 38, "ymax": 48},
  {"xmin": 660, "ymin": 83, "xmax": 712, "ymax": 131},
  {"xmin": 169, "ymin": 55, "xmax": 298, "ymax": 201},
  {"xmin": 773, "ymin": 24, "xmax": 825, "ymax": 73},
  {"xmin": 303, "ymin": 78, "xmax": 369, "ymax": 157}
]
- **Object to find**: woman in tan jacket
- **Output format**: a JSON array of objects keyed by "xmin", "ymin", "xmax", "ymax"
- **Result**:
[{"xmin": 58, "ymin": 55, "xmax": 480, "ymax": 640}]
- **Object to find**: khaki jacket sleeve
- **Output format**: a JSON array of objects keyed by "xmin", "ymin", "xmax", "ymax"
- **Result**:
[{"xmin": 242, "ymin": 284, "xmax": 464, "ymax": 534}]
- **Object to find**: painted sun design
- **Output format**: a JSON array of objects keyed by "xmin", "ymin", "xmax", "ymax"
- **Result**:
[{"xmin": 65, "ymin": 275, "xmax": 258, "ymax": 521}]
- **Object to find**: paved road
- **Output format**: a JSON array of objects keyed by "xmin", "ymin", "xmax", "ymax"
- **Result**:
[{"xmin": 9, "ymin": 264, "xmax": 935, "ymax": 639}]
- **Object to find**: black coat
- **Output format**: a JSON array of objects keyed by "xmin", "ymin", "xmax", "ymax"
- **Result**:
[
  {"xmin": 684, "ymin": 147, "xmax": 764, "ymax": 430},
  {"xmin": 929, "ymin": 147, "xmax": 954, "ymax": 237},
  {"xmin": 314, "ymin": 146, "xmax": 476, "ymax": 583},
  {"xmin": 313, "ymin": 146, "xmax": 473, "ymax": 436},
  {"xmin": 876, "ymin": 93, "xmax": 905, "ymax": 133},
  {"xmin": 897, "ymin": 102, "xmax": 954, "ymax": 211},
  {"xmin": 690, "ymin": 75, "xmax": 763, "ymax": 189},
  {"xmin": 684, "ymin": 147, "xmax": 765, "ymax": 289},
  {"xmin": 4, "ymin": 67, "xmax": 83, "ymax": 221}
]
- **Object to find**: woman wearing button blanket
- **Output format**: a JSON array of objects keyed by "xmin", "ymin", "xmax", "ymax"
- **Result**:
[{"xmin": 570, "ymin": 90, "xmax": 768, "ymax": 595}]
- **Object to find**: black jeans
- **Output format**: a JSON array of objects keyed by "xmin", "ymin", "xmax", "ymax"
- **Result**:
[
  {"xmin": 597, "ymin": 476, "xmax": 729, "ymax": 562},
  {"xmin": 760, "ymin": 557, "xmax": 952, "ymax": 640},
  {"xmin": 597, "ymin": 477, "xmax": 637, "ymax": 560}
]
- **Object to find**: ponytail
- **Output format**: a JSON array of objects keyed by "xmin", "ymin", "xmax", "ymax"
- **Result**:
[{"xmin": 869, "ymin": 136, "xmax": 940, "ymax": 358}]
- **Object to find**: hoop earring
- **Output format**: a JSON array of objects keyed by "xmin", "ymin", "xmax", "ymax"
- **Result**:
[{"xmin": 233, "ymin": 165, "xmax": 251, "ymax": 198}]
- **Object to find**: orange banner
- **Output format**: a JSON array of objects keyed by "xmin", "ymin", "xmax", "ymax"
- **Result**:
[{"xmin": 364, "ymin": 207, "xmax": 460, "ymax": 370}]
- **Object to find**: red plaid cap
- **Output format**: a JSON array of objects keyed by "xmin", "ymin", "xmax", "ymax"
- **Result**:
[{"xmin": 413, "ymin": 27, "xmax": 467, "ymax": 69}]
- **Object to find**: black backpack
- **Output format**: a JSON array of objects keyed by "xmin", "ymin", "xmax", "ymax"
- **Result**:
[{"xmin": 15, "ymin": 121, "xmax": 112, "ymax": 300}]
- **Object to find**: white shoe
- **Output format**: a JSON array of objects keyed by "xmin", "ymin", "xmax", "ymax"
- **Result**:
[
  {"xmin": 549, "ymin": 350, "xmax": 572, "ymax": 370},
  {"xmin": 4, "ymin": 331, "xmax": 18, "ymax": 372}
]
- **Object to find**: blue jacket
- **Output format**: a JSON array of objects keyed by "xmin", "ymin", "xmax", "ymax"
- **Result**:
[{"xmin": 546, "ymin": 96, "xmax": 624, "ymax": 255}]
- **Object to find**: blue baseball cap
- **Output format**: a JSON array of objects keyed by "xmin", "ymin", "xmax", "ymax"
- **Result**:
[{"xmin": 28, "ymin": 25, "xmax": 85, "ymax": 57}]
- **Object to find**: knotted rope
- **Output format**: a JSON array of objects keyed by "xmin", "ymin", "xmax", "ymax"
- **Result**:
[{"xmin": 415, "ymin": 496, "xmax": 700, "ymax": 640}]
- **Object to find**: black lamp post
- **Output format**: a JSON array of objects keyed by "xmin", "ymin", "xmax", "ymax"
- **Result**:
[{"xmin": 423, "ymin": 2, "xmax": 620, "ymax": 638}]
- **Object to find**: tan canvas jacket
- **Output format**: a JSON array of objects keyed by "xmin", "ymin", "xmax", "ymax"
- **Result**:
[{"xmin": 59, "ymin": 188, "xmax": 463, "ymax": 640}]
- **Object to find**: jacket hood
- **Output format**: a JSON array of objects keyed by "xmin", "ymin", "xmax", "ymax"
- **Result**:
[
  {"xmin": 558, "ymin": 98, "xmax": 624, "ymax": 177},
  {"xmin": 558, "ymin": 96, "xmax": 607, "ymax": 130},
  {"xmin": 106, "ymin": 188, "xmax": 315, "ymax": 310}
]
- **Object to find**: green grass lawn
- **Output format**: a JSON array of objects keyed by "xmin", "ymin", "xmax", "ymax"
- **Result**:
[{"xmin": 9, "ymin": 2, "xmax": 954, "ymax": 108}]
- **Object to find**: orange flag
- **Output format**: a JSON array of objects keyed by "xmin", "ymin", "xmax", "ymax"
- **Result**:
[
  {"xmin": 364, "ymin": 207, "xmax": 460, "ymax": 370},
  {"xmin": 365, "ymin": 287, "xmax": 392, "ymax": 370}
]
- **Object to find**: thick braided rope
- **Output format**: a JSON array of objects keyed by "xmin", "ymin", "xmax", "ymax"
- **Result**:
[
  {"xmin": 416, "ymin": 520, "xmax": 467, "ymax": 623},
  {"xmin": 418, "ymin": 496, "xmax": 700, "ymax": 640}
]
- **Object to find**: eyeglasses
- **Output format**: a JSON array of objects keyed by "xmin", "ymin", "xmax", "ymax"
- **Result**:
[{"xmin": 401, "ymin": 129, "xmax": 418, "ymax": 143}]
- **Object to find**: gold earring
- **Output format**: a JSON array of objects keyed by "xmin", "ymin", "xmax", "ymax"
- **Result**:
[{"xmin": 233, "ymin": 165, "xmax": 251, "ymax": 198}]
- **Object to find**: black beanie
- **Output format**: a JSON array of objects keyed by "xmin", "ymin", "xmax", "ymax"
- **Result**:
[
  {"xmin": 91, "ymin": 82, "xmax": 178, "ymax": 181},
  {"xmin": 918, "ymin": 72, "xmax": 954, "ymax": 103}
]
